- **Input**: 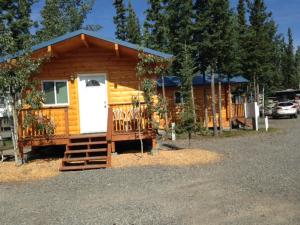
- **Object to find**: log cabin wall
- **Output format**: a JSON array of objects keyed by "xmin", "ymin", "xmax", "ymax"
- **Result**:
[
  {"xmin": 34, "ymin": 45, "xmax": 145, "ymax": 135},
  {"xmin": 159, "ymin": 84, "xmax": 231, "ymax": 129}
]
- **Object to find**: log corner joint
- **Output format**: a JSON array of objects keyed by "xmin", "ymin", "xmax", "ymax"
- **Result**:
[
  {"xmin": 81, "ymin": 34, "xmax": 89, "ymax": 48},
  {"xmin": 114, "ymin": 43, "xmax": 120, "ymax": 57},
  {"xmin": 47, "ymin": 45, "xmax": 58, "ymax": 58}
]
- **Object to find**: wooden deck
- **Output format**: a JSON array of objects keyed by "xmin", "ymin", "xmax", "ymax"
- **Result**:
[{"xmin": 18, "ymin": 104, "xmax": 156, "ymax": 170}]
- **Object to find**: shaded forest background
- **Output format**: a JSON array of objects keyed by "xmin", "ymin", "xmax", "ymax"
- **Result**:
[{"xmin": 1, "ymin": 0, "xmax": 300, "ymax": 95}]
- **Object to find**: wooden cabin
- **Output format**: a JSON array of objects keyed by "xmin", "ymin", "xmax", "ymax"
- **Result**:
[
  {"xmin": 12, "ymin": 30, "xmax": 172, "ymax": 171},
  {"xmin": 157, "ymin": 75, "xmax": 249, "ymax": 129}
]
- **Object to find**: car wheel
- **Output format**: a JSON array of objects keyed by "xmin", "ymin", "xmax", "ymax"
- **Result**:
[{"xmin": 295, "ymin": 114, "xmax": 298, "ymax": 119}]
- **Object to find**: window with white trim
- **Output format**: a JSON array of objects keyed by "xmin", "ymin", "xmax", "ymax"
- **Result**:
[{"xmin": 42, "ymin": 80, "xmax": 69, "ymax": 105}]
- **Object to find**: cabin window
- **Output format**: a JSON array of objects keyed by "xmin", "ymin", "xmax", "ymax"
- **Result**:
[
  {"xmin": 42, "ymin": 81, "xmax": 69, "ymax": 106},
  {"xmin": 174, "ymin": 91, "xmax": 183, "ymax": 104}
]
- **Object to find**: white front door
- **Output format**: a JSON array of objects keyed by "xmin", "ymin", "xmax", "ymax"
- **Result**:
[{"xmin": 78, "ymin": 74, "xmax": 108, "ymax": 133}]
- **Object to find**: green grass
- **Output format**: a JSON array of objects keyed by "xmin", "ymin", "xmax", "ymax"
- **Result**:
[{"xmin": 176, "ymin": 127, "xmax": 279, "ymax": 140}]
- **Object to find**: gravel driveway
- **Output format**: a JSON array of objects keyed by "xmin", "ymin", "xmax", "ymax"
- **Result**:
[{"xmin": 1, "ymin": 118, "xmax": 300, "ymax": 225}]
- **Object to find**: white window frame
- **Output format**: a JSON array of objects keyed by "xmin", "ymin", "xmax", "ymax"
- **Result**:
[
  {"xmin": 174, "ymin": 91, "xmax": 183, "ymax": 105},
  {"xmin": 42, "ymin": 80, "xmax": 69, "ymax": 107}
]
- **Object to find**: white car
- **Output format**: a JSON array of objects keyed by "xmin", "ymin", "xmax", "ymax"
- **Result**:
[{"xmin": 273, "ymin": 102, "xmax": 298, "ymax": 119}]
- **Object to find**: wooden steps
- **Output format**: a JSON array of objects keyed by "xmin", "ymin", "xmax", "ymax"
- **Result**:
[{"xmin": 60, "ymin": 133, "xmax": 111, "ymax": 171}]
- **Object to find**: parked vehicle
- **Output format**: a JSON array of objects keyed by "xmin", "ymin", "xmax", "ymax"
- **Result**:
[
  {"xmin": 273, "ymin": 102, "xmax": 298, "ymax": 118},
  {"xmin": 294, "ymin": 94, "xmax": 300, "ymax": 114}
]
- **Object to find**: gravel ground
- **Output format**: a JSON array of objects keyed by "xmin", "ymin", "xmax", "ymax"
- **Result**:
[{"xmin": 1, "ymin": 118, "xmax": 300, "ymax": 225}]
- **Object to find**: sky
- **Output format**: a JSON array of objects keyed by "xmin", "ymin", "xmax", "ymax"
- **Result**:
[{"xmin": 32, "ymin": 0, "xmax": 300, "ymax": 47}]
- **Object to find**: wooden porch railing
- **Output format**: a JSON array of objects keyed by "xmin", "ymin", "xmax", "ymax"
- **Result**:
[
  {"xmin": 232, "ymin": 103, "xmax": 245, "ymax": 118},
  {"xmin": 110, "ymin": 103, "xmax": 152, "ymax": 133},
  {"xmin": 18, "ymin": 107, "xmax": 69, "ymax": 139}
]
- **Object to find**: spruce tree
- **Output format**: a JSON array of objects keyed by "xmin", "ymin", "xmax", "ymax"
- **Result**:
[
  {"xmin": 36, "ymin": 0, "xmax": 95, "ymax": 42},
  {"xmin": 143, "ymin": 0, "xmax": 169, "ymax": 51},
  {"xmin": 244, "ymin": 0, "xmax": 276, "ymax": 101},
  {"xmin": 165, "ymin": 0, "xmax": 193, "ymax": 73},
  {"xmin": 126, "ymin": 1, "xmax": 142, "ymax": 44},
  {"xmin": 193, "ymin": 0, "xmax": 232, "ymax": 135},
  {"xmin": 219, "ymin": 11, "xmax": 240, "ymax": 131},
  {"xmin": 295, "ymin": 47, "xmax": 300, "ymax": 89},
  {"xmin": 113, "ymin": 0, "xmax": 127, "ymax": 41},
  {"xmin": 282, "ymin": 28, "xmax": 297, "ymax": 88},
  {"xmin": 236, "ymin": 0, "xmax": 247, "ymax": 74},
  {"xmin": 176, "ymin": 46, "xmax": 197, "ymax": 144},
  {"xmin": 0, "ymin": 1, "xmax": 35, "ymax": 52},
  {"xmin": 35, "ymin": 0, "xmax": 66, "ymax": 42},
  {"xmin": 271, "ymin": 35, "xmax": 285, "ymax": 91},
  {"xmin": 193, "ymin": 0, "xmax": 210, "ymax": 129}
]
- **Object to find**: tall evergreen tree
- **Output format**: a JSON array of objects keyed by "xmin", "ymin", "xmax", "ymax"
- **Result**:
[
  {"xmin": 0, "ymin": 1, "xmax": 36, "ymax": 53},
  {"xmin": 193, "ymin": 0, "xmax": 210, "ymax": 129},
  {"xmin": 282, "ymin": 28, "xmax": 297, "ymax": 88},
  {"xmin": 126, "ymin": 1, "xmax": 141, "ymax": 44},
  {"xmin": 176, "ymin": 46, "xmax": 197, "ymax": 144},
  {"xmin": 244, "ymin": 0, "xmax": 276, "ymax": 101},
  {"xmin": 35, "ymin": 0, "xmax": 65, "ymax": 42},
  {"xmin": 143, "ymin": 0, "xmax": 169, "ymax": 51},
  {"xmin": 220, "ymin": 12, "xmax": 240, "ymax": 130},
  {"xmin": 165, "ymin": 0, "xmax": 193, "ymax": 73},
  {"xmin": 295, "ymin": 46, "xmax": 300, "ymax": 89},
  {"xmin": 193, "ymin": 0, "xmax": 232, "ymax": 135},
  {"xmin": 236, "ymin": 0, "xmax": 247, "ymax": 74},
  {"xmin": 113, "ymin": 0, "xmax": 127, "ymax": 41},
  {"xmin": 36, "ymin": 0, "xmax": 95, "ymax": 42},
  {"xmin": 270, "ymin": 34, "xmax": 285, "ymax": 91}
]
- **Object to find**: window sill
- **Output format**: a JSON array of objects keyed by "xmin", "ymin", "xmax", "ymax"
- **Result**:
[{"xmin": 41, "ymin": 104, "xmax": 69, "ymax": 109}]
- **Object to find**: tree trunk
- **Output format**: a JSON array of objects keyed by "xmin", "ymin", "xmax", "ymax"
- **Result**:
[
  {"xmin": 211, "ymin": 68, "xmax": 218, "ymax": 136},
  {"xmin": 218, "ymin": 78, "xmax": 223, "ymax": 134},
  {"xmin": 257, "ymin": 83, "xmax": 260, "ymax": 105},
  {"xmin": 227, "ymin": 75, "xmax": 232, "ymax": 130},
  {"xmin": 253, "ymin": 75, "xmax": 257, "ymax": 103},
  {"xmin": 161, "ymin": 74, "xmax": 169, "ymax": 132},
  {"xmin": 191, "ymin": 84, "xmax": 197, "ymax": 124},
  {"xmin": 262, "ymin": 86, "xmax": 265, "ymax": 117},
  {"xmin": 11, "ymin": 98, "xmax": 20, "ymax": 164},
  {"xmin": 203, "ymin": 72, "xmax": 208, "ymax": 130}
]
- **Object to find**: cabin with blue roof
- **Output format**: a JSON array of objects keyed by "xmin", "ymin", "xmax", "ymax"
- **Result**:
[
  {"xmin": 157, "ymin": 74, "xmax": 249, "ymax": 129},
  {"xmin": 13, "ymin": 30, "xmax": 172, "ymax": 171}
]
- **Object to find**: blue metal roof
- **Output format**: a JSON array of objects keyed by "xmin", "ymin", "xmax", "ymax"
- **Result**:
[
  {"xmin": 157, "ymin": 74, "xmax": 249, "ymax": 87},
  {"xmin": 0, "ymin": 29, "xmax": 173, "ymax": 62}
]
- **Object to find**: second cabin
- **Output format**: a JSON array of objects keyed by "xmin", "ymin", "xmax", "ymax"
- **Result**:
[{"xmin": 158, "ymin": 74, "xmax": 249, "ymax": 129}]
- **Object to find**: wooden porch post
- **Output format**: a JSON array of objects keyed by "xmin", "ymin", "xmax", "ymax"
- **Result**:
[
  {"xmin": 18, "ymin": 111, "xmax": 24, "ymax": 161},
  {"xmin": 106, "ymin": 106, "xmax": 113, "ymax": 167},
  {"xmin": 64, "ymin": 108, "xmax": 69, "ymax": 136}
]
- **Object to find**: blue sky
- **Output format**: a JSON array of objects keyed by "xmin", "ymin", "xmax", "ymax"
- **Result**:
[{"xmin": 32, "ymin": 0, "xmax": 300, "ymax": 47}]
